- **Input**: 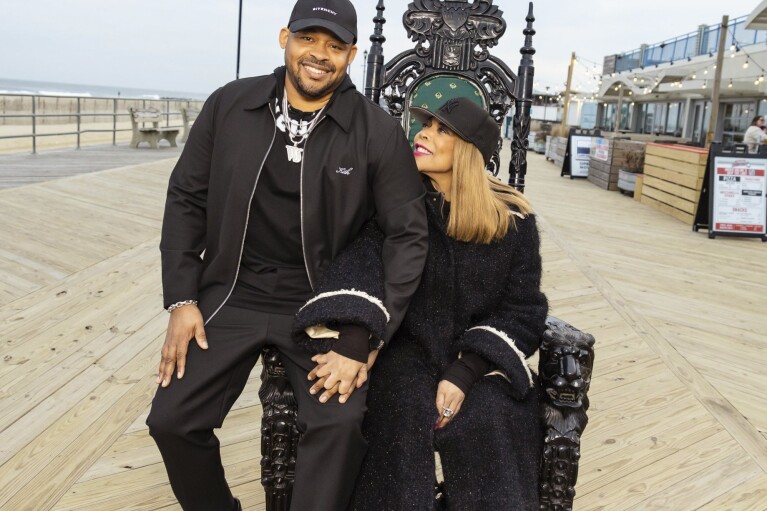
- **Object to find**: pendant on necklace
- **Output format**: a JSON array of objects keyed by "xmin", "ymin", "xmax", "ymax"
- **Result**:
[{"xmin": 286, "ymin": 145, "xmax": 303, "ymax": 163}]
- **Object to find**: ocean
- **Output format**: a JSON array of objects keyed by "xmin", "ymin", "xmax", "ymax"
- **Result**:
[{"xmin": 0, "ymin": 77, "xmax": 209, "ymax": 101}]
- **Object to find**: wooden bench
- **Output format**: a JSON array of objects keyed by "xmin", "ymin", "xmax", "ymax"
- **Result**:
[
  {"xmin": 128, "ymin": 107, "xmax": 179, "ymax": 149},
  {"xmin": 181, "ymin": 107, "xmax": 200, "ymax": 143}
]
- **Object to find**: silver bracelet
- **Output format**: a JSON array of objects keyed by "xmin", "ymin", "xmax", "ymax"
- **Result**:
[{"xmin": 167, "ymin": 300, "xmax": 198, "ymax": 313}]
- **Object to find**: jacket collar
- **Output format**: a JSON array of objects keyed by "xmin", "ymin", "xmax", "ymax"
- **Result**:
[{"xmin": 243, "ymin": 67, "xmax": 356, "ymax": 133}]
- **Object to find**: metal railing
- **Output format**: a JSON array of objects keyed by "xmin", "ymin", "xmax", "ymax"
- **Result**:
[
  {"xmin": 0, "ymin": 93, "xmax": 203, "ymax": 154},
  {"xmin": 608, "ymin": 15, "xmax": 767, "ymax": 73}
]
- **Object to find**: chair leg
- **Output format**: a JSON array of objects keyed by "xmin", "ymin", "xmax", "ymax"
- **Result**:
[{"xmin": 259, "ymin": 346, "xmax": 300, "ymax": 511}]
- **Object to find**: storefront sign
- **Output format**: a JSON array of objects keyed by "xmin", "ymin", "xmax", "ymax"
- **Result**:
[
  {"xmin": 593, "ymin": 138, "xmax": 609, "ymax": 162},
  {"xmin": 711, "ymin": 156, "xmax": 767, "ymax": 234},
  {"xmin": 570, "ymin": 135, "xmax": 592, "ymax": 177}
]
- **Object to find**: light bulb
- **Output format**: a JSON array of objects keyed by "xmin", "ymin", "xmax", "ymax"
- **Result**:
[
  {"xmin": 692, "ymin": 73, "xmax": 696, "ymax": 79},
  {"xmin": 744, "ymin": 60, "xmax": 749, "ymax": 69}
]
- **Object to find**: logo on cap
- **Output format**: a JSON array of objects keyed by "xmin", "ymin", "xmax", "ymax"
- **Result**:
[
  {"xmin": 313, "ymin": 7, "xmax": 337, "ymax": 15},
  {"xmin": 440, "ymin": 99, "xmax": 460, "ymax": 114}
]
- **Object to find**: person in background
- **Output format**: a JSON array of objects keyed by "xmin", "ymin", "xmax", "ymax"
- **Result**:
[
  {"xmin": 744, "ymin": 115, "xmax": 766, "ymax": 153},
  {"xmin": 145, "ymin": 1, "xmax": 428, "ymax": 510}
]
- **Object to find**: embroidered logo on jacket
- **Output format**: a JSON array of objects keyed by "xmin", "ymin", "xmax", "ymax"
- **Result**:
[{"xmin": 336, "ymin": 167, "xmax": 353, "ymax": 175}]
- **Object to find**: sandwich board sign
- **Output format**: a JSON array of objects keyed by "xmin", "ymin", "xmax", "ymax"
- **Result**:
[{"xmin": 694, "ymin": 143, "xmax": 767, "ymax": 241}]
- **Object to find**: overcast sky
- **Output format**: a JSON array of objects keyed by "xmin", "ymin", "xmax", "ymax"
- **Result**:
[{"xmin": 0, "ymin": 0, "xmax": 758, "ymax": 97}]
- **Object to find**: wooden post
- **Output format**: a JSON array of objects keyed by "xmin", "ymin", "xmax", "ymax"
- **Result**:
[
  {"xmin": 560, "ymin": 51, "xmax": 575, "ymax": 135},
  {"xmin": 614, "ymin": 86, "xmax": 624, "ymax": 132},
  {"xmin": 706, "ymin": 15, "xmax": 728, "ymax": 147}
]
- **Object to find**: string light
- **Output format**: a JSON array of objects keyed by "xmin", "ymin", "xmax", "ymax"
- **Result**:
[
  {"xmin": 728, "ymin": 79, "xmax": 733, "ymax": 88},
  {"xmin": 744, "ymin": 60, "xmax": 750, "ymax": 69}
]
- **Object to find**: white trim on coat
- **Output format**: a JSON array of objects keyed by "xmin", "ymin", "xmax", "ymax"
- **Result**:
[
  {"xmin": 299, "ymin": 289, "xmax": 391, "ymax": 323},
  {"xmin": 467, "ymin": 325, "xmax": 534, "ymax": 387}
]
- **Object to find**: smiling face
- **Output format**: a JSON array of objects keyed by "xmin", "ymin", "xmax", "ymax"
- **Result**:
[
  {"xmin": 279, "ymin": 27, "xmax": 357, "ymax": 104},
  {"xmin": 413, "ymin": 117, "xmax": 458, "ymax": 175}
]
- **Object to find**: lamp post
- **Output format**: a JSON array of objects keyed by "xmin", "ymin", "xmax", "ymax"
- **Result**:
[
  {"xmin": 236, "ymin": 0, "xmax": 243, "ymax": 80},
  {"xmin": 544, "ymin": 86, "xmax": 550, "ymax": 121},
  {"xmin": 362, "ymin": 50, "xmax": 369, "ymax": 90}
]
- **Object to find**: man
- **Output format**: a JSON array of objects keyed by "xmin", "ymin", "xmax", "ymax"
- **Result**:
[{"xmin": 145, "ymin": 1, "xmax": 428, "ymax": 510}]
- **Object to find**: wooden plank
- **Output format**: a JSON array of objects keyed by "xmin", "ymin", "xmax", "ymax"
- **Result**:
[
  {"xmin": 578, "ymin": 412, "xmax": 723, "ymax": 496},
  {"xmin": 627, "ymin": 452, "xmax": 762, "ymax": 510},
  {"xmin": 644, "ymin": 153, "xmax": 706, "ymax": 178},
  {"xmin": 642, "ymin": 175, "xmax": 699, "ymax": 202},
  {"xmin": 641, "ymin": 186, "xmax": 697, "ymax": 215},
  {"xmin": 646, "ymin": 143, "xmax": 708, "ymax": 166},
  {"xmin": 578, "ymin": 431, "xmax": 738, "ymax": 509},
  {"xmin": 696, "ymin": 473, "xmax": 767, "ymax": 510},
  {"xmin": 644, "ymin": 163, "xmax": 703, "ymax": 189}
]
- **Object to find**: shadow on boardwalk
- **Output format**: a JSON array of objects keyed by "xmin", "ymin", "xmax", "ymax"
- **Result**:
[{"xmin": 0, "ymin": 145, "xmax": 765, "ymax": 510}]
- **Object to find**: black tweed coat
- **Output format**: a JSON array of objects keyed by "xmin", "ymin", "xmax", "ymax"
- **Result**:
[{"xmin": 294, "ymin": 186, "xmax": 548, "ymax": 401}]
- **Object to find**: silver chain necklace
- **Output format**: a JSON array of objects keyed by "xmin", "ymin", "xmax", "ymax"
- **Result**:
[{"xmin": 282, "ymin": 88, "xmax": 326, "ymax": 163}]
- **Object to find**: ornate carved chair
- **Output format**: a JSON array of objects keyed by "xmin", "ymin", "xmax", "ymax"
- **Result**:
[{"xmin": 259, "ymin": 2, "xmax": 596, "ymax": 510}]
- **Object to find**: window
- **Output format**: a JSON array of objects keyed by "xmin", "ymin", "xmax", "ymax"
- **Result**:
[{"xmin": 721, "ymin": 101, "xmax": 756, "ymax": 146}]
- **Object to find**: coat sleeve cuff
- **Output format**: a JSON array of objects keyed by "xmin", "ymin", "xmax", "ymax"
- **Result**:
[
  {"xmin": 456, "ymin": 326, "xmax": 535, "ymax": 400},
  {"xmin": 292, "ymin": 289, "xmax": 389, "ymax": 354}
]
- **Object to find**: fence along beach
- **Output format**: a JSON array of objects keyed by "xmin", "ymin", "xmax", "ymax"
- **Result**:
[{"xmin": 0, "ymin": 79, "xmax": 206, "ymax": 154}]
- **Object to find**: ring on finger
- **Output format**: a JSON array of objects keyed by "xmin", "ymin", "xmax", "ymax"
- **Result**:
[{"xmin": 442, "ymin": 407, "xmax": 454, "ymax": 418}]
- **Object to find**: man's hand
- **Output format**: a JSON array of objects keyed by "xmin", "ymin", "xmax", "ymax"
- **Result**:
[
  {"xmin": 157, "ymin": 305, "xmax": 207, "ymax": 387},
  {"xmin": 308, "ymin": 351, "xmax": 365, "ymax": 404},
  {"xmin": 435, "ymin": 380, "xmax": 465, "ymax": 429}
]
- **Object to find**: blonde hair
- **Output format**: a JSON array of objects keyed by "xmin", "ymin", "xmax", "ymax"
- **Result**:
[{"xmin": 444, "ymin": 138, "xmax": 533, "ymax": 244}]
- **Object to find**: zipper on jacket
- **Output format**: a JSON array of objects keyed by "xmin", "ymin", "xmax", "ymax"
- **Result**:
[
  {"xmin": 204, "ymin": 105, "xmax": 278, "ymax": 326},
  {"xmin": 299, "ymin": 116, "xmax": 327, "ymax": 291}
]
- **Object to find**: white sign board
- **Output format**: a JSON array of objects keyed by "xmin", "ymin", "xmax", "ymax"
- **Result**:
[
  {"xmin": 593, "ymin": 138, "xmax": 609, "ymax": 162},
  {"xmin": 570, "ymin": 135, "xmax": 592, "ymax": 177},
  {"xmin": 712, "ymin": 156, "xmax": 767, "ymax": 235}
]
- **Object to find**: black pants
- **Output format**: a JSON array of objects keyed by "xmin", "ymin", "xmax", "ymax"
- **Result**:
[{"xmin": 147, "ymin": 305, "xmax": 368, "ymax": 511}]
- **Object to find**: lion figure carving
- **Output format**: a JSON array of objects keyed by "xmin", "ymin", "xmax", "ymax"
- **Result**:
[{"xmin": 538, "ymin": 317, "xmax": 595, "ymax": 511}]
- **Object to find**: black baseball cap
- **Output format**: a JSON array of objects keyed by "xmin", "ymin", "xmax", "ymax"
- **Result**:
[
  {"xmin": 410, "ymin": 97, "xmax": 500, "ymax": 164},
  {"xmin": 289, "ymin": 0, "xmax": 358, "ymax": 44}
]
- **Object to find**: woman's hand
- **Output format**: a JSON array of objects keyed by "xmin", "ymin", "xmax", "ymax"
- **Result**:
[{"xmin": 435, "ymin": 379, "xmax": 465, "ymax": 429}]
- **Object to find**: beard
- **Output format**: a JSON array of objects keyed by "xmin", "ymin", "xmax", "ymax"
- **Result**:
[{"xmin": 287, "ymin": 56, "xmax": 344, "ymax": 99}]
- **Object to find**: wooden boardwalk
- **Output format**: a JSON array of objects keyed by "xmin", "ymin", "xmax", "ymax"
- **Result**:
[
  {"xmin": 0, "ymin": 146, "xmax": 765, "ymax": 510},
  {"xmin": 0, "ymin": 143, "xmax": 182, "ymax": 189}
]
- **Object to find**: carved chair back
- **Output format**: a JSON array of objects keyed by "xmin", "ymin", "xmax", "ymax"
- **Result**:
[{"xmin": 365, "ymin": 0, "xmax": 536, "ymax": 190}]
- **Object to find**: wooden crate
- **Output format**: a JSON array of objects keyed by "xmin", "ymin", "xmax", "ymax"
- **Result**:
[
  {"xmin": 588, "ymin": 138, "xmax": 646, "ymax": 191},
  {"xmin": 639, "ymin": 143, "xmax": 708, "ymax": 225},
  {"xmin": 548, "ymin": 136, "xmax": 567, "ymax": 169}
]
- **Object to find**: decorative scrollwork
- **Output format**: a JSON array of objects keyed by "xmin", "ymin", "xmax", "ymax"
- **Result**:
[
  {"xmin": 477, "ymin": 65, "xmax": 514, "ymax": 124},
  {"xmin": 403, "ymin": 0, "xmax": 506, "ymax": 71},
  {"xmin": 382, "ymin": 60, "xmax": 426, "ymax": 121}
]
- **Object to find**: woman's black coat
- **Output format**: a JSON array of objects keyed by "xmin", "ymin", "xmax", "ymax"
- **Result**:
[{"xmin": 294, "ymin": 186, "xmax": 548, "ymax": 401}]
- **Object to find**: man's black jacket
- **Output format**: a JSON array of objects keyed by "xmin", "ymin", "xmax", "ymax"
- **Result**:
[{"xmin": 161, "ymin": 68, "xmax": 428, "ymax": 342}]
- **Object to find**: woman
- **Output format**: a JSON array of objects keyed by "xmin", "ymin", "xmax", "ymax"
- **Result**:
[
  {"xmin": 294, "ymin": 98, "xmax": 548, "ymax": 510},
  {"xmin": 744, "ymin": 115, "xmax": 766, "ymax": 153}
]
